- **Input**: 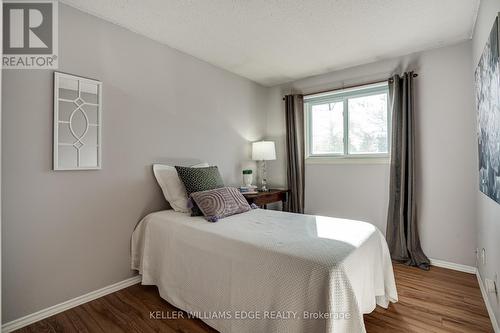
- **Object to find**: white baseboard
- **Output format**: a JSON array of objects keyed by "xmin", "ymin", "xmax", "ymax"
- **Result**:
[
  {"xmin": 429, "ymin": 258, "xmax": 477, "ymax": 274},
  {"xmin": 2, "ymin": 275, "xmax": 141, "ymax": 333},
  {"xmin": 477, "ymin": 270, "xmax": 500, "ymax": 333}
]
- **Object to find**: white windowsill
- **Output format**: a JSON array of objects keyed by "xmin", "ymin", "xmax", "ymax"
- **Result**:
[{"xmin": 306, "ymin": 156, "xmax": 390, "ymax": 165}]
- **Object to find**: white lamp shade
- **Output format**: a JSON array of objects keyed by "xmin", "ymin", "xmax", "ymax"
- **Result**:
[{"xmin": 252, "ymin": 141, "xmax": 276, "ymax": 161}]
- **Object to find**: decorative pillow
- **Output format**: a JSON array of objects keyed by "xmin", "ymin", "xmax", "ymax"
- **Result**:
[
  {"xmin": 190, "ymin": 187, "xmax": 252, "ymax": 222},
  {"xmin": 175, "ymin": 165, "xmax": 225, "ymax": 216},
  {"xmin": 152, "ymin": 162, "xmax": 209, "ymax": 212}
]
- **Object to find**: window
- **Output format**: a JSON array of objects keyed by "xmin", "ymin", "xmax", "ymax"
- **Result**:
[{"xmin": 305, "ymin": 83, "xmax": 390, "ymax": 160}]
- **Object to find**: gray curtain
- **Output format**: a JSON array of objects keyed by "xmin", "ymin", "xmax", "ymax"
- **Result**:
[
  {"xmin": 285, "ymin": 94, "xmax": 305, "ymax": 213},
  {"xmin": 386, "ymin": 72, "xmax": 430, "ymax": 270}
]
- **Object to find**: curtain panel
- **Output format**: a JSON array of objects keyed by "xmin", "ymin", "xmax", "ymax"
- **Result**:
[
  {"xmin": 284, "ymin": 94, "xmax": 305, "ymax": 213},
  {"xmin": 386, "ymin": 72, "xmax": 430, "ymax": 270}
]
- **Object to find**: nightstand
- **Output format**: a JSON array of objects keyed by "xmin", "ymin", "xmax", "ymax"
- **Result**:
[{"xmin": 243, "ymin": 189, "xmax": 290, "ymax": 211}]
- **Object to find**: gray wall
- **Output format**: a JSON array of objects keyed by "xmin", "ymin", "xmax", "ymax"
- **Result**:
[
  {"xmin": 267, "ymin": 41, "xmax": 478, "ymax": 267},
  {"xmin": 472, "ymin": 0, "xmax": 500, "ymax": 327},
  {"xmin": 1, "ymin": 4, "xmax": 268, "ymax": 323},
  {"xmin": 0, "ymin": 2, "xmax": 3, "ymax": 326}
]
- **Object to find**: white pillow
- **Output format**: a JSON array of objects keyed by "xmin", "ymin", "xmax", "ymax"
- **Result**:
[{"xmin": 153, "ymin": 163, "xmax": 209, "ymax": 212}]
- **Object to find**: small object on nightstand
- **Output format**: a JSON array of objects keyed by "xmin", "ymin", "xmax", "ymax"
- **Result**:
[
  {"xmin": 239, "ymin": 185, "xmax": 258, "ymax": 194},
  {"xmin": 242, "ymin": 169, "xmax": 253, "ymax": 187},
  {"xmin": 243, "ymin": 189, "xmax": 290, "ymax": 211}
]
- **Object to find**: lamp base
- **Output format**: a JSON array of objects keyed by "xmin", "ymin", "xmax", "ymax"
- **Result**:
[{"xmin": 258, "ymin": 160, "xmax": 270, "ymax": 192}]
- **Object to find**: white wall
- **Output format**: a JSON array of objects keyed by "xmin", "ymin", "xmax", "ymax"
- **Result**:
[
  {"xmin": 1, "ymin": 4, "xmax": 268, "ymax": 323},
  {"xmin": 304, "ymin": 163, "xmax": 389, "ymax": 232},
  {"xmin": 472, "ymin": 0, "xmax": 500, "ymax": 327},
  {"xmin": 267, "ymin": 41, "xmax": 478, "ymax": 267}
]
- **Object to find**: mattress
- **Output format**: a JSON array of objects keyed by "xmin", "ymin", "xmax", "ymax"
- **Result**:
[{"xmin": 131, "ymin": 209, "xmax": 397, "ymax": 333}]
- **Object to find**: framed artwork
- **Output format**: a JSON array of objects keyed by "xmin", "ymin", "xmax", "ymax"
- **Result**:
[
  {"xmin": 475, "ymin": 13, "xmax": 500, "ymax": 204},
  {"xmin": 53, "ymin": 72, "xmax": 102, "ymax": 170}
]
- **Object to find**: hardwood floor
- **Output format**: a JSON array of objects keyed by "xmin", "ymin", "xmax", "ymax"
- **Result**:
[
  {"xmin": 365, "ymin": 264, "xmax": 493, "ymax": 333},
  {"xmin": 16, "ymin": 264, "xmax": 493, "ymax": 333}
]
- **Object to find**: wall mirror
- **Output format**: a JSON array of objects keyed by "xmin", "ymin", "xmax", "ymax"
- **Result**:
[{"xmin": 53, "ymin": 72, "xmax": 102, "ymax": 170}]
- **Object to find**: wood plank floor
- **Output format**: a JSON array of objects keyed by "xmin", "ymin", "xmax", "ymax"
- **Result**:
[{"xmin": 16, "ymin": 264, "xmax": 494, "ymax": 333}]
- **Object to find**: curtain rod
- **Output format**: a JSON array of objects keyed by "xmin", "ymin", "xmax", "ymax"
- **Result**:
[{"xmin": 282, "ymin": 73, "xmax": 418, "ymax": 100}]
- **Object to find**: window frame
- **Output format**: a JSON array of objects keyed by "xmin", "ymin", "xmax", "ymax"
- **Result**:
[{"xmin": 304, "ymin": 83, "xmax": 391, "ymax": 162}]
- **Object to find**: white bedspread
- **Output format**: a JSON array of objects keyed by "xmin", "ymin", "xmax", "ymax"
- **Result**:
[{"xmin": 131, "ymin": 209, "xmax": 397, "ymax": 333}]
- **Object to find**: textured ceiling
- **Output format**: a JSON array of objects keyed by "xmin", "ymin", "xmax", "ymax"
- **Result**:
[{"xmin": 61, "ymin": 0, "xmax": 480, "ymax": 86}]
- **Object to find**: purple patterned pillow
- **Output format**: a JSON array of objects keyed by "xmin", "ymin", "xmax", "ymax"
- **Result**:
[{"xmin": 190, "ymin": 187, "xmax": 252, "ymax": 222}]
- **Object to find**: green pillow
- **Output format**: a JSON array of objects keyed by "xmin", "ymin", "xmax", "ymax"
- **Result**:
[{"xmin": 175, "ymin": 166, "xmax": 224, "ymax": 216}]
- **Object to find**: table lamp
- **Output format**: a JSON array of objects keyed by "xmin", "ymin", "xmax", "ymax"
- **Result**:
[{"xmin": 252, "ymin": 141, "xmax": 276, "ymax": 192}]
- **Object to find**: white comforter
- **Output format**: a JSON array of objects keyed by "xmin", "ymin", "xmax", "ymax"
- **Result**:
[{"xmin": 131, "ymin": 209, "xmax": 397, "ymax": 333}]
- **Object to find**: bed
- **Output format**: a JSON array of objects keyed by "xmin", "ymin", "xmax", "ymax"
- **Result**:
[{"xmin": 131, "ymin": 208, "xmax": 397, "ymax": 333}]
